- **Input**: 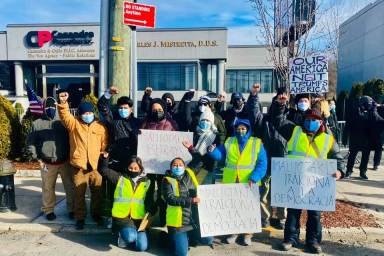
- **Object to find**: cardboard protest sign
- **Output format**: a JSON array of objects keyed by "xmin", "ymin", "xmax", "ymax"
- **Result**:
[
  {"xmin": 197, "ymin": 184, "xmax": 262, "ymax": 237},
  {"xmin": 271, "ymin": 157, "xmax": 337, "ymax": 211},
  {"xmin": 289, "ymin": 55, "xmax": 328, "ymax": 94},
  {"xmin": 137, "ymin": 130, "xmax": 193, "ymax": 174}
]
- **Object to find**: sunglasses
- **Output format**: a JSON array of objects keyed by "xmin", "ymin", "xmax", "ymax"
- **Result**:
[{"xmin": 199, "ymin": 102, "xmax": 208, "ymax": 106}]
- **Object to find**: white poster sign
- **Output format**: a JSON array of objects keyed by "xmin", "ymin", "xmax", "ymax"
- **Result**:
[
  {"xmin": 137, "ymin": 130, "xmax": 193, "ymax": 174},
  {"xmin": 197, "ymin": 184, "xmax": 262, "ymax": 237},
  {"xmin": 271, "ymin": 157, "xmax": 337, "ymax": 211},
  {"xmin": 289, "ymin": 55, "xmax": 328, "ymax": 94}
]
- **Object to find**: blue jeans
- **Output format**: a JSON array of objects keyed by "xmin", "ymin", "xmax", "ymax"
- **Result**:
[
  {"xmin": 284, "ymin": 208, "xmax": 322, "ymax": 245},
  {"xmin": 119, "ymin": 227, "xmax": 148, "ymax": 251},
  {"xmin": 168, "ymin": 229, "xmax": 213, "ymax": 256}
]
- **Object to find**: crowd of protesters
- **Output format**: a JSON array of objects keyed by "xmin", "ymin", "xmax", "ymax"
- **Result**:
[{"xmin": 25, "ymin": 83, "xmax": 384, "ymax": 255}]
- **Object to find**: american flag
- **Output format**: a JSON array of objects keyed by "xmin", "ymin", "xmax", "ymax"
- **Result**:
[{"xmin": 26, "ymin": 84, "xmax": 44, "ymax": 115}]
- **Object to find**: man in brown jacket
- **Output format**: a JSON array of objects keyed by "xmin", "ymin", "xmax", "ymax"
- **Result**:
[{"xmin": 57, "ymin": 91, "xmax": 108, "ymax": 230}]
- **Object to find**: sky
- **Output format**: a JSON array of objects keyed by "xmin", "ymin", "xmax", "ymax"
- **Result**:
[{"xmin": 0, "ymin": 0, "xmax": 378, "ymax": 45}]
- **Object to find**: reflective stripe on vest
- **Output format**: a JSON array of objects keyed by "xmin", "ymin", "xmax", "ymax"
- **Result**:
[
  {"xmin": 111, "ymin": 176, "xmax": 150, "ymax": 220},
  {"xmin": 165, "ymin": 168, "xmax": 198, "ymax": 228},
  {"xmin": 287, "ymin": 126, "xmax": 334, "ymax": 159},
  {"xmin": 223, "ymin": 136, "xmax": 262, "ymax": 184}
]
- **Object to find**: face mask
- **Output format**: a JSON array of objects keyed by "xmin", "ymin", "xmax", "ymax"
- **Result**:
[
  {"xmin": 128, "ymin": 171, "xmax": 140, "ymax": 178},
  {"xmin": 297, "ymin": 102, "xmax": 310, "ymax": 111},
  {"xmin": 118, "ymin": 108, "xmax": 131, "ymax": 119},
  {"xmin": 81, "ymin": 113, "xmax": 94, "ymax": 124},
  {"xmin": 199, "ymin": 105, "xmax": 207, "ymax": 113},
  {"xmin": 233, "ymin": 99, "xmax": 243, "ymax": 109},
  {"xmin": 199, "ymin": 120, "xmax": 211, "ymax": 130},
  {"xmin": 330, "ymin": 105, "xmax": 336, "ymax": 112},
  {"xmin": 236, "ymin": 130, "xmax": 247, "ymax": 138},
  {"xmin": 45, "ymin": 108, "xmax": 56, "ymax": 119},
  {"xmin": 166, "ymin": 102, "xmax": 173, "ymax": 110},
  {"xmin": 304, "ymin": 119, "xmax": 321, "ymax": 133},
  {"xmin": 152, "ymin": 111, "xmax": 165, "ymax": 121},
  {"xmin": 171, "ymin": 166, "xmax": 185, "ymax": 176}
]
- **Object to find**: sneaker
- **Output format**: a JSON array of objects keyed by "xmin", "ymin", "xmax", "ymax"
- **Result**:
[
  {"xmin": 270, "ymin": 218, "xmax": 285, "ymax": 230},
  {"xmin": 68, "ymin": 212, "xmax": 74, "ymax": 220},
  {"xmin": 243, "ymin": 235, "xmax": 252, "ymax": 246},
  {"xmin": 306, "ymin": 243, "xmax": 322, "ymax": 254},
  {"xmin": 360, "ymin": 173, "xmax": 368, "ymax": 180},
  {"xmin": 225, "ymin": 235, "xmax": 238, "ymax": 244},
  {"xmin": 373, "ymin": 166, "xmax": 378, "ymax": 171},
  {"xmin": 46, "ymin": 212, "xmax": 56, "ymax": 221},
  {"xmin": 281, "ymin": 241, "xmax": 293, "ymax": 251},
  {"xmin": 117, "ymin": 234, "xmax": 128, "ymax": 248},
  {"xmin": 75, "ymin": 220, "xmax": 85, "ymax": 230}
]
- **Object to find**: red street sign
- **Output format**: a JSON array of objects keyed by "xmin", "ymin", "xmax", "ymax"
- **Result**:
[{"xmin": 123, "ymin": 2, "xmax": 156, "ymax": 28}]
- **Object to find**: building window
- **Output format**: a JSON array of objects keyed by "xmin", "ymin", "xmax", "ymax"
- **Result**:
[
  {"xmin": 138, "ymin": 62, "xmax": 197, "ymax": 91},
  {"xmin": 225, "ymin": 69, "xmax": 274, "ymax": 93},
  {"xmin": 46, "ymin": 64, "xmax": 91, "ymax": 73},
  {"xmin": 201, "ymin": 62, "xmax": 217, "ymax": 93},
  {"xmin": 0, "ymin": 62, "xmax": 12, "ymax": 90}
]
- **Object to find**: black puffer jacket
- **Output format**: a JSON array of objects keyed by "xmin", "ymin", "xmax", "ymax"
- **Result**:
[
  {"xmin": 162, "ymin": 169, "xmax": 198, "ymax": 230},
  {"xmin": 97, "ymin": 95, "xmax": 141, "ymax": 172}
]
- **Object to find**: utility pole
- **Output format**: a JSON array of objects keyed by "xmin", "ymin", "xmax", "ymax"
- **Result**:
[
  {"xmin": 108, "ymin": 0, "xmax": 134, "ymax": 104},
  {"xmin": 99, "ymin": 0, "xmax": 109, "ymax": 97}
]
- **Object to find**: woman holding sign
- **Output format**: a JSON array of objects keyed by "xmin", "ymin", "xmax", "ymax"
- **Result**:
[
  {"xmin": 98, "ymin": 154, "xmax": 156, "ymax": 251},
  {"xmin": 272, "ymin": 94, "xmax": 344, "ymax": 254},
  {"xmin": 208, "ymin": 118, "xmax": 267, "ymax": 246},
  {"xmin": 162, "ymin": 157, "xmax": 213, "ymax": 256}
]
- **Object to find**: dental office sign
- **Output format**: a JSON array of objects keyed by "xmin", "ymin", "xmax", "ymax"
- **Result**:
[
  {"xmin": 289, "ymin": 55, "xmax": 328, "ymax": 94},
  {"xmin": 123, "ymin": 2, "xmax": 156, "ymax": 28}
]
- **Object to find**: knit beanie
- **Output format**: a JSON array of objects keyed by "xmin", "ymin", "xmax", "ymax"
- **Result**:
[{"xmin": 78, "ymin": 102, "xmax": 94, "ymax": 115}]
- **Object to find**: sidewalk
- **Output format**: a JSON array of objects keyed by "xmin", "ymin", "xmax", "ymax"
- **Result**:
[{"xmin": 1, "ymin": 165, "xmax": 383, "ymax": 242}]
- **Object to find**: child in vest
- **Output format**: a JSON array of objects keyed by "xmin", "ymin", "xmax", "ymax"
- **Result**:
[
  {"xmin": 208, "ymin": 118, "xmax": 267, "ymax": 245},
  {"xmin": 162, "ymin": 157, "xmax": 213, "ymax": 256},
  {"xmin": 98, "ymin": 154, "xmax": 156, "ymax": 251},
  {"xmin": 273, "ymin": 94, "xmax": 344, "ymax": 254}
]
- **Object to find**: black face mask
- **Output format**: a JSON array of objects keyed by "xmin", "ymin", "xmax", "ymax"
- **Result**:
[
  {"xmin": 128, "ymin": 171, "xmax": 140, "ymax": 178},
  {"xmin": 166, "ymin": 102, "xmax": 173, "ymax": 111},
  {"xmin": 233, "ymin": 99, "xmax": 243, "ymax": 109},
  {"xmin": 152, "ymin": 111, "xmax": 165, "ymax": 121}
]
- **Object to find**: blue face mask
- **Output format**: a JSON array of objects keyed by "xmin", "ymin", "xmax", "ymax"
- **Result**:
[
  {"xmin": 118, "ymin": 108, "xmax": 131, "ymax": 119},
  {"xmin": 304, "ymin": 119, "xmax": 321, "ymax": 133},
  {"xmin": 45, "ymin": 107, "xmax": 56, "ymax": 119},
  {"xmin": 297, "ymin": 102, "xmax": 310, "ymax": 111},
  {"xmin": 171, "ymin": 166, "xmax": 185, "ymax": 176},
  {"xmin": 81, "ymin": 113, "xmax": 94, "ymax": 124},
  {"xmin": 199, "ymin": 120, "xmax": 210, "ymax": 130},
  {"xmin": 235, "ymin": 130, "xmax": 247, "ymax": 138}
]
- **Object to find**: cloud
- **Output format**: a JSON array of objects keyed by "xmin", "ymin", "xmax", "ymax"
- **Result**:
[{"xmin": 228, "ymin": 25, "xmax": 264, "ymax": 45}]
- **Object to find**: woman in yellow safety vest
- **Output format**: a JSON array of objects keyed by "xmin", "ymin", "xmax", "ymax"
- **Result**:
[
  {"xmin": 208, "ymin": 118, "xmax": 267, "ymax": 246},
  {"xmin": 98, "ymin": 154, "xmax": 156, "ymax": 252},
  {"xmin": 162, "ymin": 157, "xmax": 213, "ymax": 256}
]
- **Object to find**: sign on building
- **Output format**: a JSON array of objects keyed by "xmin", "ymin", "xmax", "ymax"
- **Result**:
[
  {"xmin": 271, "ymin": 157, "xmax": 337, "ymax": 211},
  {"xmin": 289, "ymin": 55, "xmax": 328, "ymax": 94},
  {"xmin": 197, "ymin": 184, "xmax": 262, "ymax": 237},
  {"xmin": 137, "ymin": 130, "xmax": 193, "ymax": 174},
  {"xmin": 123, "ymin": 2, "xmax": 156, "ymax": 28}
]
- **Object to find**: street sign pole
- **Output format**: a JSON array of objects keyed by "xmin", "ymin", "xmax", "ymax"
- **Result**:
[{"xmin": 99, "ymin": 0, "xmax": 109, "ymax": 98}]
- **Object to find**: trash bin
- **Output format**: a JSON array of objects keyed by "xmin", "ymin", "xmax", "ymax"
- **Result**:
[{"xmin": 0, "ymin": 159, "xmax": 17, "ymax": 212}]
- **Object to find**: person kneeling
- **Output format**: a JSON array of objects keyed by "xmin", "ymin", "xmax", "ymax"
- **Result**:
[
  {"xmin": 162, "ymin": 158, "xmax": 213, "ymax": 256},
  {"xmin": 98, "ymin": 154, "xmax": 156, "ymax": 251}
]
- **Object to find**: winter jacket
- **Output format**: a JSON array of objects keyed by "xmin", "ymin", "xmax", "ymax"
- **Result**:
[
  {"xmin": 97, "ymin": 95, "xmax": 141, "ymax": 172},
  {"xmin": 271, "ymin": 101, "xmax": 345, "ymax": 174},
  {"xmin": 327, "ymin": 110, "xmax": 340, "ymax": 143},
  {"xmin": 162, "ymin": 168, "xmax": 198, "ymax": 230},
  {"xmin": 57, "ymin": 102, "xmax": 108, "ymax": 170},
  {"xmin": 208, "ymin": 119, "xmax": 268, "ymax": 183},
  {"xmin": 141, "ymin": 118, "xmax": 178, "ymax": 131},
  {"xmin": 26, "ymin": 116, "xmax": 70, "ymax": 164},
  {"xmin": 98, "ymin": 156, "xmax": 156, "ymax": 230}
]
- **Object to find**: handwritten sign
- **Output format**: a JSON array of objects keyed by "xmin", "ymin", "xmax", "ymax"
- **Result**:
[
  {"xmin": 197, "ymin": 184, "xmax": 262, "ymax": 237},
  {"xmin": 289, "ymin": 55, "xmax": 328, "ymax": 94},
  {"xmin": 271, "ymin": 157, "xmax": 337, "ymax": 211},
  {"xmin": 137, "ymin": 130, "xmax": 193, "ymax": 174}
]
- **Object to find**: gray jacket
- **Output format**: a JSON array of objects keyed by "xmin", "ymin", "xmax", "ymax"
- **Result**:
[{"xmin": 26, "ymin": 116, "xmax": 70, "ymax": 164}]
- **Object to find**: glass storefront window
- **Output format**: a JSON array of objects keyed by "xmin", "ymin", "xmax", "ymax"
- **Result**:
[
  {"xmin": 138, "ymin": 62, "xmax": 196, "ymax": 91},
  {"xmin": 46, "ymin": 64, "xmax": 90, "ymax": 73},
  {"xmin": 0, "ymin": 62, "xmax": 11, "ymax": 90},
  {"xmin": 225, "ymin": 69, "xmax": 274, "ymax": 93},
  {"xmin": 201, "ymin": 62, "xmax": 217, "ymax": 93}
]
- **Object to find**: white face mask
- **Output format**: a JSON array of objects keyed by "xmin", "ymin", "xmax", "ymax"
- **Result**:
[
  {"xmin": 297, "ymin": 102, "xmax": 310, "ymax": 111},
  {"xmin": 199, "ymin": 105, "xmax": 206, "ymax": 113}
]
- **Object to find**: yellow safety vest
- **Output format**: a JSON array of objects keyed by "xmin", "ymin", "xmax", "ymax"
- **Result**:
[
  {"xmin": 111, "ymin": 176, "xmax": 150, "ymax": 220},
  {"xmin": 164, "ymin": 168, "xmax": 199, "ymax": 228},
  {"xmin": 223, "ymin": 136, "xmax": 262, "ymax": 185},
  {"xmin": 287, "ymin": 126, "xmax": 334, "ymax": 159}
]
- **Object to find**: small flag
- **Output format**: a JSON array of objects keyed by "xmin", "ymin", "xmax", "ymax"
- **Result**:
[{"xmin": 26, "ymin": 84, "xmax": 44, "ymax": 115}]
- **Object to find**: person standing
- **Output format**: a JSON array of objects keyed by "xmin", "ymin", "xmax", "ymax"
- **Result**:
[
  {"xmin": 26, "ymin": 97, "xmax": 74, "ymax": 221},
  {"xmin": 272, "ymin": 94, "xmax": 344, "ymax": 254},
  {"xmin": 57, "ymin": 91, "xmax": 108, "ymax": 230},
  {"xmin": 327, "ymin": 100, "xmax": 340, "ymax": 143},
  {"xmin": 208, "ymin": 118, "xmax": 267, "ymax": 246}
]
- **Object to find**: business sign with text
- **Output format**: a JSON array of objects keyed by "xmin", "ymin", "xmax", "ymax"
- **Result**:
[{"xmin": 123, "ymin": 2, "xmax": 156, "ymax": 28}]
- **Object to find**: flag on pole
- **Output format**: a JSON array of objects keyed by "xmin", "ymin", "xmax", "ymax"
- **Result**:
[{"xmin": 26, "ymin": 84, "xmax": 44, "ymax": 115}]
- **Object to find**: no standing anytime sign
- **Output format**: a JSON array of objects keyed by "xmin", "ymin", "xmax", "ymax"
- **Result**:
[{"xmin": 123, "ymin": 2, "xmax": 156, "ymax": 28}]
